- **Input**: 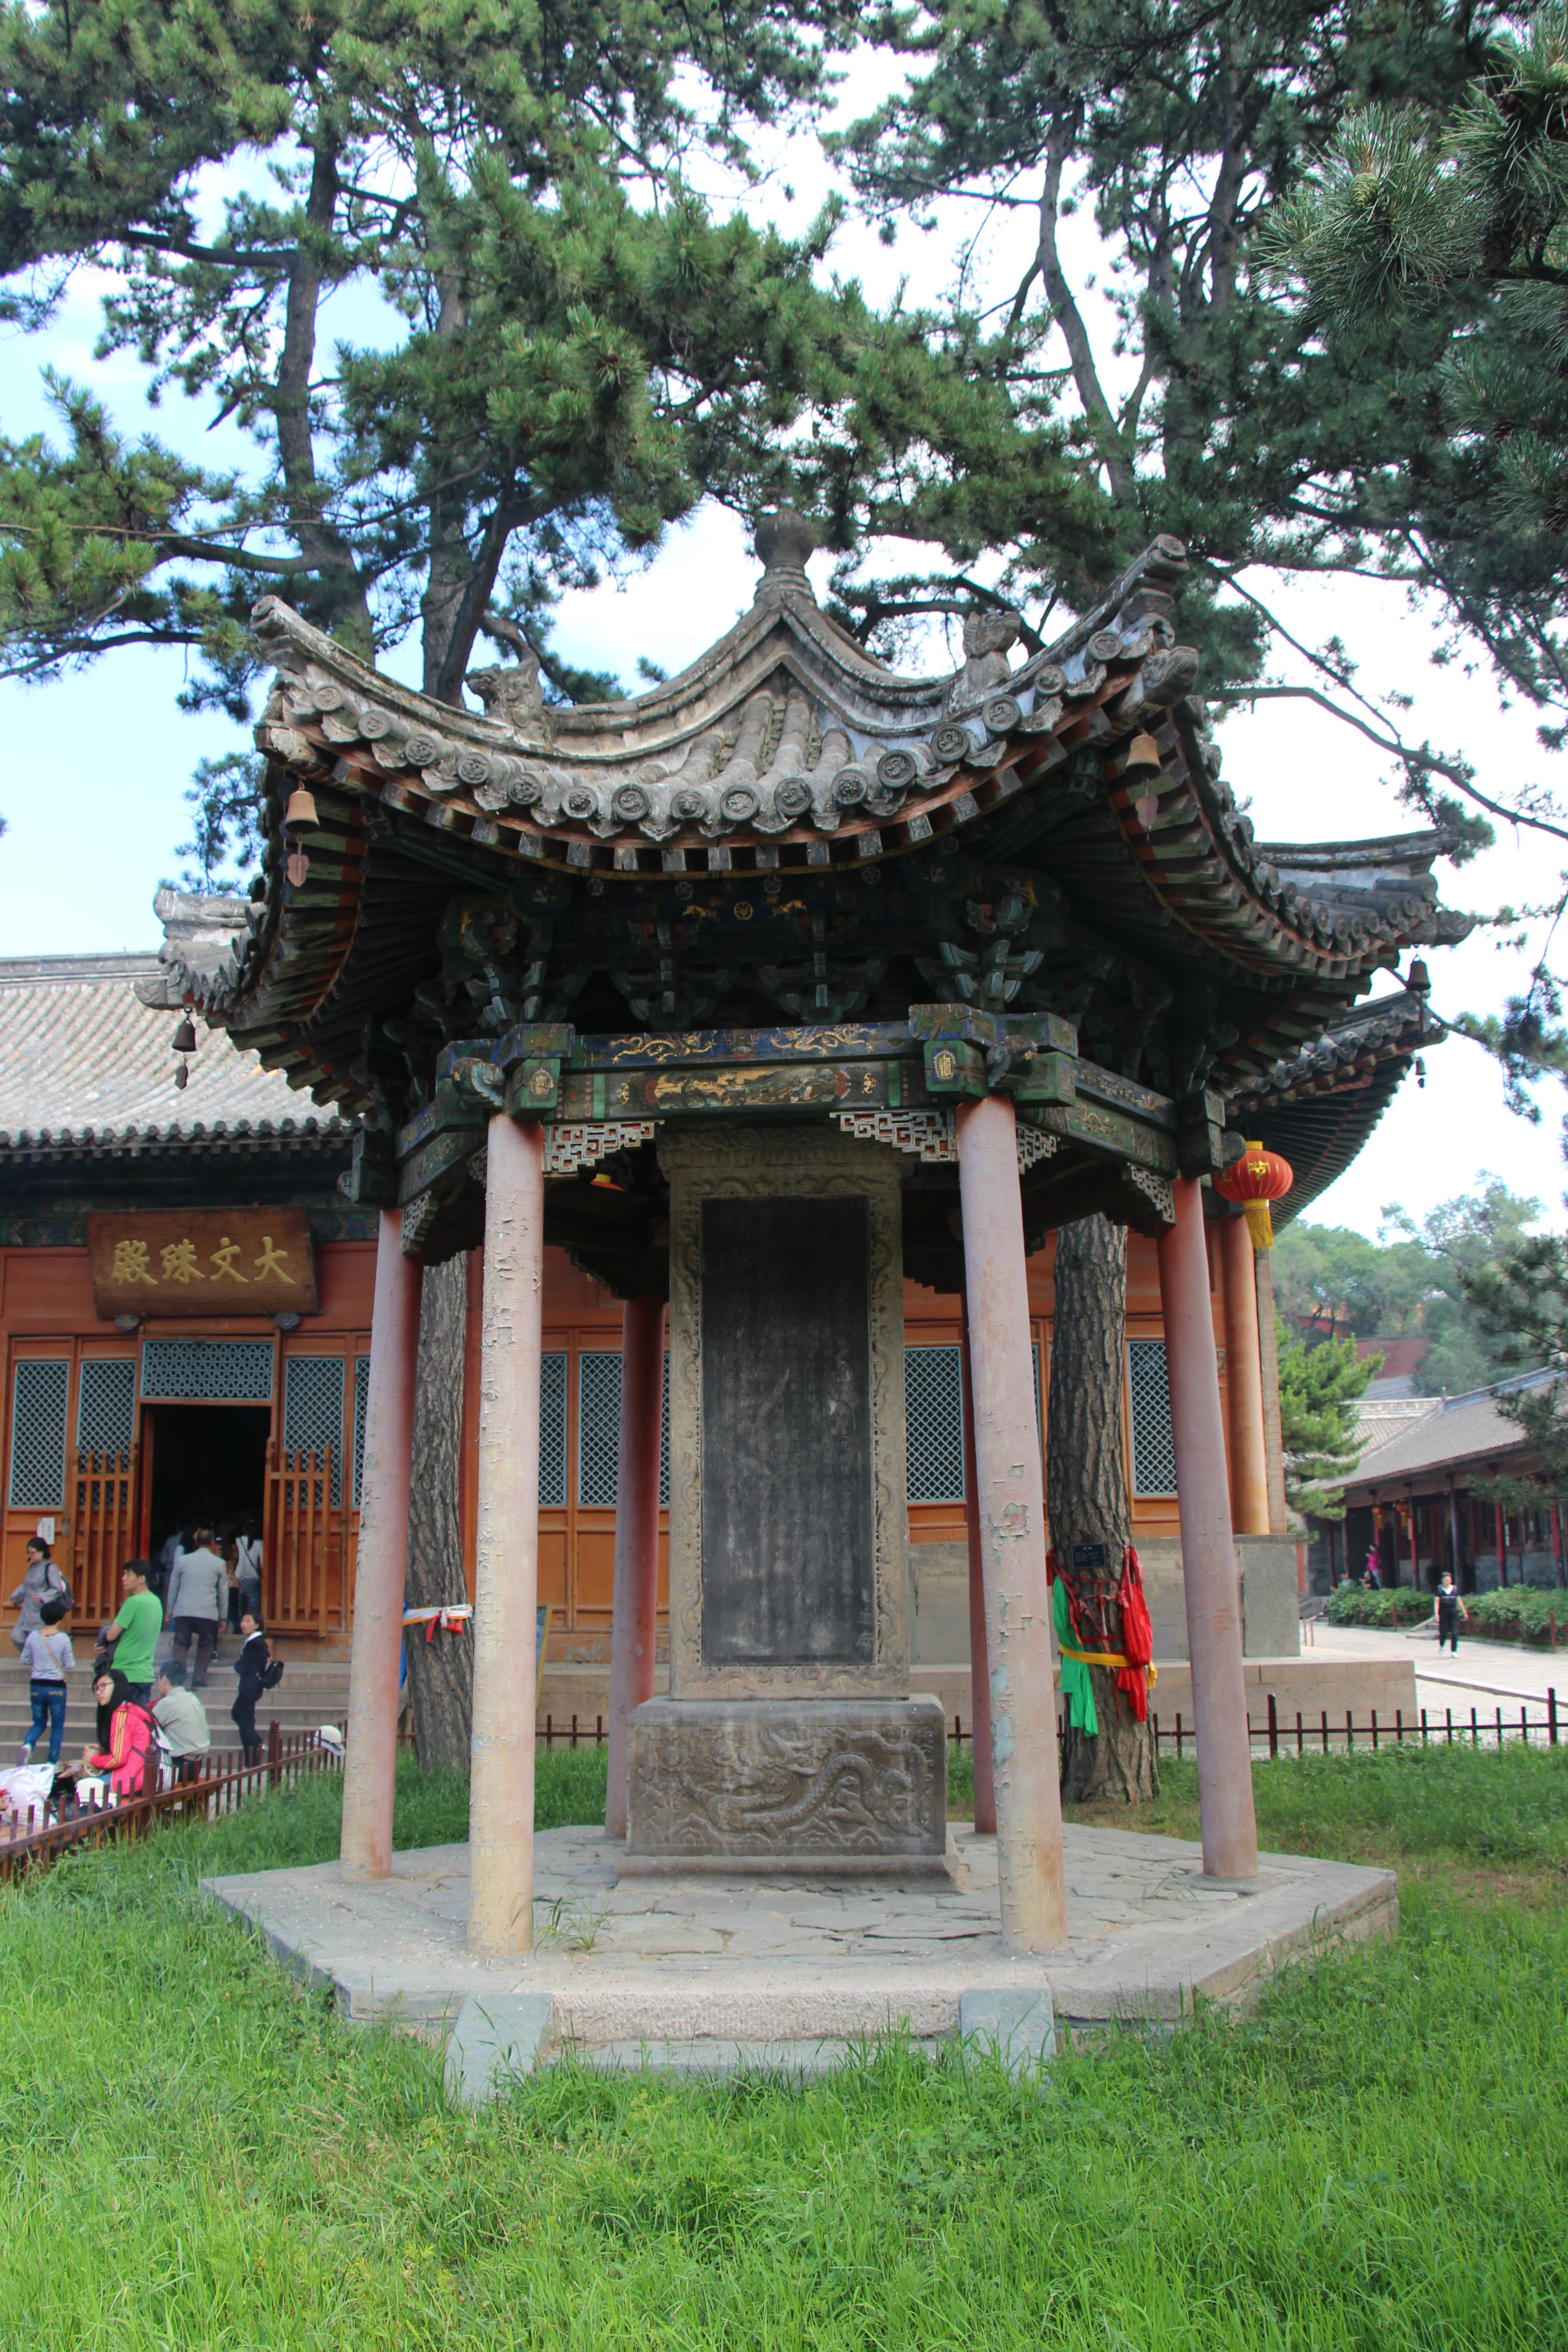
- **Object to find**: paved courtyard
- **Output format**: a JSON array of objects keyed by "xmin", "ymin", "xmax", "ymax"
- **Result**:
[
  {"xmin": 207, "ymin": 1822, "xmax": 1395, "ymax": 2083},
  {"xmin": 1305, "ymin": 1619, "xmax": 1563, "ymax": 1729}
]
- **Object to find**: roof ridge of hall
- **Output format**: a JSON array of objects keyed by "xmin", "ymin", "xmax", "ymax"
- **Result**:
[
  {"xmin": 0, "ymin": 951, "xmax": 164, "ymax": 984},
  {"xmin": 165, "ymin": 523, "xmax": 1475, "ymax": 1123},
  {"xmin": 242, "ymin": 527, "xmax": 1460, "ymax": 950}
]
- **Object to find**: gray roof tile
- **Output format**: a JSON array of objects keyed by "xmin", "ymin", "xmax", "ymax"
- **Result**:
[{"xmin": 0, "ymin": 954, "xmax": 349, "ymax": 1150}]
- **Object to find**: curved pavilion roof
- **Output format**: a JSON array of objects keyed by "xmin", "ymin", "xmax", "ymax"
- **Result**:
[{"xmin": 172, "ymin": 521, "xmax": 1470, "ymax": 1133}]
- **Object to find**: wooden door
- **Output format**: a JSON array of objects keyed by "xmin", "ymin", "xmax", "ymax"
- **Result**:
[
  {"xmin": 263, "ymin": 1446, "xmax": 339, "ymax": 1636},
  {"xmin": 71, "ymin": 1447, "xmax": 138, "ymax": 1627}
]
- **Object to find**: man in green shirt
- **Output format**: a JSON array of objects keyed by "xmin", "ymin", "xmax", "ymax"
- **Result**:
[{"xmin": 103, "ymin": 1561, "xmax": 162, "ymax": 1703}]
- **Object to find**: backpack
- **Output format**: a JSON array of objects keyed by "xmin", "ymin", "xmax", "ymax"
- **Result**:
[{"xmin": 261, "ymin": 1658, "xmax": 286, "ymax": 1690}]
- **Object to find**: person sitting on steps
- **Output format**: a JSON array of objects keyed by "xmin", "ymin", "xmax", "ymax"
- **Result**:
[
  {"xmin": 152, "ymin": 1658, "xmax": 211, "ymax": 1784},
  {"xmin": 82, "ymin": 1668, "xmax": 156, "ymax": 1802}
]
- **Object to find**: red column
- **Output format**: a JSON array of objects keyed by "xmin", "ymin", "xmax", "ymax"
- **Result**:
[
  {"xmin": 340, "ymin": 1210, "xmax": 423, "ymax": 1882},
  {"xmin": 1409, "ymin": 1496, "xmax": 1419, "ymax": 1589},
  {"xmin": 606, "ymin": 1295, "xmax": 665, "ymax": 1839},
  {"xmin": 1217, "ymin": 1214, "xmax": 1270, "ymax": 1535},
  {"xmin": 1155, "ymin": 1178, "xmax": 1258, "ymax": 1882},
  {"xmin": 469, "ymin": 1112, "xmax": 546, "ymax": 1955},
  {"xmin": 956, "ymin": 1093, "xmax": 1067, "ymax": 1952},
  {"xmin": 1497, "ymin": 1502, "xmax": 1508, "ymax": 1588},
  {"xmin": 958, "ymin": 1310, "xmax": 996, "ymax": 1835}
]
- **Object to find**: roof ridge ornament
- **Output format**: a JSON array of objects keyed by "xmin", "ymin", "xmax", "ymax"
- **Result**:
[{"xmin": 752, "ymin": 506, "xmax": 818, "ymax": 606}]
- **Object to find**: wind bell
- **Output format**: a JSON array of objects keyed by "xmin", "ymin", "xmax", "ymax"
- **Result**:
[
  {"xmin": 285, "ymin": 784, "xmax": 318, "ymax": 888},
  {"xmin": 172, "ymin": 1012, "xmax": 197, "ymax": 1093},
  {"xmin": 1123, "ymin": 730, "xmax": 1162, "ymax": 832}
]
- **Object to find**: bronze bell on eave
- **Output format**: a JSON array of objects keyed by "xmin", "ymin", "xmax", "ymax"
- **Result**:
[
  {"xmin": 172, "ymin": 1016, "xmax": 198, "ymax": 1055},
  {"xmin": 284, "ymin": 785, "xmax": 319, "ymax": 832}
]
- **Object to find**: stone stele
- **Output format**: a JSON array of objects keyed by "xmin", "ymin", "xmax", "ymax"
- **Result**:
[{"xmin": 625, "ymin": 1124, "xmax": 947, "ymax": 1872}]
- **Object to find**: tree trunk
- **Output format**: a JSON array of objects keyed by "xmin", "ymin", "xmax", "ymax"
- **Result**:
[
  {"xmin": 403, "ymin": 1250, "xmax": 474, "ymax": 1772},
  {"xmin": 1047, "ymin": 1214, "xmax": 1158, "ymax": 1804}
]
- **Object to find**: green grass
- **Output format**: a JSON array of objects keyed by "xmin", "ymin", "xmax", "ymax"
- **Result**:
[{"xmin": 1, "ymin": 1749, "xmax": 1565, "ymax": 2348}]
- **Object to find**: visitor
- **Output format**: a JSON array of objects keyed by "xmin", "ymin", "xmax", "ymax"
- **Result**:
[
  {"xmin": 152, "ymin": 1658, "xmax": 211, "ymax": 1783},
  {"xmin": 17, "ymin": 1592, "xmax": 74, "ymax": 1766},
  {"xmin": 165, "ymin": 1528, "xmax": 227, "ymax": 1690},
  {"xmin": 234, "ymin": 1517, "xmax": 263, "ymax": 1628},
  {"xmin": 9, "ymin": 1534, "xmax": 70, "ymax": 1653},
  {"xmin": 100, "ymin": 1561, "xmax": 162, "ymax": 1705},
  {"xmin": 1432, "ymin": 1572, "xmax": 1468, "ymax": 1655},
  {"xmin": 82, "ymin": 1668, "xmax": 156, "ymax": 1800},
  {"xmin": 152, "ymin": 1525, "xmax": 184, "ymax": 1612},
  {"xmin": 232, "ymin": 1612, "xmax": 270, "ymax": 1767}
]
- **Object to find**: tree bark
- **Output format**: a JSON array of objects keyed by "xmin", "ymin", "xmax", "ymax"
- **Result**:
[
  {"xmin": 403, "ymin": 1250, "xmax": 474, "ymax": 1772},
  {"xmin": 1047, "ymin": 1215, "xmax": 1158, "ymax": 1804}
]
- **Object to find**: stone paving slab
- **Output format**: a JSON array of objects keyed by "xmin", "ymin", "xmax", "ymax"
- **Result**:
[{"xmin": 204, "ymin": 1821, "xmax": 1394, "ymax": 2076}]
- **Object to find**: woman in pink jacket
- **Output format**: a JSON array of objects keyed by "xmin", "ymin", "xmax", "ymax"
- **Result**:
[{"xmin": 83, "ymin": 1669, "xmax": 155, "ymax": 1799}]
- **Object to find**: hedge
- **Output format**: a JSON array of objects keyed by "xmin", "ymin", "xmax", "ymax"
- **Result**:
[{"xmin": 1324, "ymin": 1582, "xmax": 1564, "ymax": 1642}]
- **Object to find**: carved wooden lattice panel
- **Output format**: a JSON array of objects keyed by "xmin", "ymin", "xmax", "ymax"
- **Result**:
[
  {"xmin": 351, "ymin": 1355, "xmax": 370, "ymax": 1508},
  {"xmin": 540, "ymin": 1352, "xmax": 568, "ymax": 1509},
  {"xmin": 283, "ymin": 1357, "xmax": 345, "ymax": 1505},
  {"xmin": 904, "ymin": 1344, "xmax": 965, "ymax": 1502},
  {"xmin": 578, "ymin": 1352, "xmax": 622, "ymax": 1508},
  {"xmin": 8, "ymin": 1361, "xmax": 69, "ymax": 1510},
  {"xmin": 660, "ymin": 1352, "xmax": 670, "ymax": 1510},
  {"xmin": 1128, "ymin": 1338, "xmax": 1177, "ymax": 1495},
  {"xmin": 77, "ymin": 1360, "xmax": 137, "ymax": 1455},
  {"xmin": 140, "ymin": 1339, "xmax": 273, "ymax": 1402}
]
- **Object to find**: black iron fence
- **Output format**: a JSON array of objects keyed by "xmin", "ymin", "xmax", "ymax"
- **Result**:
[{"xmin": 948, "ymin": 1690, "xmax": 1563, "ymax": 1759}]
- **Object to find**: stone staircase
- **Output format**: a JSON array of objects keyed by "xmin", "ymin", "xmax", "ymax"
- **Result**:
[{"xmin": 1, "ymin": 1630, "xmax": 350, "ymax": 1756}]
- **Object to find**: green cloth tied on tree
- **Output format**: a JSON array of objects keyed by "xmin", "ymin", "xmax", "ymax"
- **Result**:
[{"xmin": 1054, "ymin": 1576, "xmax": 1098, "ymax": 1736}]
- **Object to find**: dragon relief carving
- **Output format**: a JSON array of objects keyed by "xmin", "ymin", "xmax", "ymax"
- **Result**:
[{"xmin": 629, "ymin": 1716, "xmax": 942, "ymax": 1853}]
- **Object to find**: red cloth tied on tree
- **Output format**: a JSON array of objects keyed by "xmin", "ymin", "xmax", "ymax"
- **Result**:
[{"xmin": 1114, "ymin": 1544, "xmax": 1154, "ymax": 1720}]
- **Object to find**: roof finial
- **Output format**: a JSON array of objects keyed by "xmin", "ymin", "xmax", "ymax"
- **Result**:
[{"xmin": 752, "ymin": 506, "xmax": 818, "ymax": 605}]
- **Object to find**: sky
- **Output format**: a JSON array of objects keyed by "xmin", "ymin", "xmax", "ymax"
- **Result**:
[{"xmin": 2, "ymin": 54, "xmax": 1563, "ymax": 1244}]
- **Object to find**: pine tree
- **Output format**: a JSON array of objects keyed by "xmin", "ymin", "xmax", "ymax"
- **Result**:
[
  {"xmin": 834, "ymin": 0, "xmax": 1504, "ymax": 844},
  {"xmin": 0, "ymin": 0, "xmax": 1072, "ymax": 872},
  {"xmin": 1277, "ymin": 1337, "xmax": 1382, "ymax": 1522}
]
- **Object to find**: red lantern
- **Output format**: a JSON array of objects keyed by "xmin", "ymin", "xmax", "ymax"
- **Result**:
[{"xmin": 1215, "ymin": 1137, "xmax": 1293, "ymax": 1250}]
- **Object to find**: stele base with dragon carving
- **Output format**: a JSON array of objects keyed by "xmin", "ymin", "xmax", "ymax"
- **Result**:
[{"xmin": 622, "ymin": 1697, "xmax": 949, "ymax": 1876}]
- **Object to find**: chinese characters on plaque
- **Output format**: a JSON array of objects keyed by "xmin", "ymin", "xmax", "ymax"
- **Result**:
[{"xmin": 86, "ymin": 1210, "xmax": 319, "ymax": 1318}]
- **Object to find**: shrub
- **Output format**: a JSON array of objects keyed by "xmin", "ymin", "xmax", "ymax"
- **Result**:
[
  {"xmin": 1471, "ymin": 1586, "xmax": 1565, "ymax": 1644},
  {"xmin": 1324, "ymin": 1585, "xmax": 1428, "ymax": 1628}
]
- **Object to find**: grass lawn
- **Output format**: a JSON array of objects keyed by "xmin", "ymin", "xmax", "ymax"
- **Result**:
[{"xmin": 1, "ymin": 1746, "xmax": 1564, "ymax": 2348}]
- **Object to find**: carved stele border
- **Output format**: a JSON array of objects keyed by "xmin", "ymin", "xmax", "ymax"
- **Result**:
[{"xmin": 658, "ymin": 1122, "xmax": 909, "ymax": 1700}]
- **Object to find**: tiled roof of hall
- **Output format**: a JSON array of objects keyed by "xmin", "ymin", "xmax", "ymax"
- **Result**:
[
  {"xmin": 216, "ymin": 521, "xmax": 1465, "ymax": 959},
  {"xmin": 153, "ymin": 516, "xmax": 1476, "ymax": 1130},
  {"xmin": 0, "ymin": 916, "xmax": 352, "ymax": 1161}
]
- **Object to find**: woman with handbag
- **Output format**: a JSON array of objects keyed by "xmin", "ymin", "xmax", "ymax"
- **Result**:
[
  {"xmin": 10, "ymin": 1536, "xmax": 70, "ymax": 1653},
  {"xmin": 231, "ymin": 1612, "xmax": 273, "ymax": 1766}
]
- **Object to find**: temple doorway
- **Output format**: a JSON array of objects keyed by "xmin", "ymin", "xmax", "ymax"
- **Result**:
[{"xmin": 145, "ymin": 1403, "xmax": 271, "ymax": 1562}]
